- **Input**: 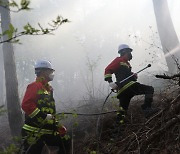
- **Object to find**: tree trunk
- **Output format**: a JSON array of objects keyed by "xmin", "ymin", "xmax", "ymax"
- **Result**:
[
  {"xmin": 0, "ymin": 49, "xmax": 4, "ymax": 106},
  {"xmin": 0, "ymin": 1, "xmax": 23, "ymax": 137},
  {"xmin": 152, "ymin": 0, "xmax": 180, "ymax": 74}
]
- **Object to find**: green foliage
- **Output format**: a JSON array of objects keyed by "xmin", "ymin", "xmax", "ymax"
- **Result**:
[
  {"xmin": 0, "ymin": 136, "xmax": 22, "ymax": 154},
  {"xmin": 20, "ymin": 0, "xmax": 30, "ymax": 10},
  {"xmin": 8, "ymin": 0, "xmax": 18, "ymax": 8},
  {"xmin": 23, "ymin": 23, "xmax": 40, "ymax": 34},
  {"xmin": 0, "ymin": 0, "xmax": 31, "ymax": 12},
  {"xmin": 57, "ymin": 113, "xmax": 68, "ymax": 120},
  {"xmin": 0, "ymin": 144, "xmax": 19, "ymax": 154},
  {"xmin": 72, "ymin": 112, "xmax": 78, "ymax": 118},
  {"xmin": 73, "ymin": 121, "xmax": 78, "ymax": 127},
  {"xmin": 61, "ymin": 134, "xmax": 70, "ymax": 140},
  {"xmin": 2, "ymin": 23, "xmax": 17, "ymax": 39},
  {"xmin": 37, "ymin": 89, "xmax": 44, "ymax": 95},
  {"xmin": 0, "ymin": 0, "xmax": 69, "ymax": 44},
  {"xmin": 0, "ymin": 16, "xmax": 69, "ymax": 44},
  {"xmin": 26, "ymin": 136, "xmax": 36, "ymax": 145},
  {"xmin": 71, "ymin": 111, "xmax": 79, "ymax": 127},
  {"xmin": 12, "ymin": 136, "xmax": 21, "ymax": 143}
]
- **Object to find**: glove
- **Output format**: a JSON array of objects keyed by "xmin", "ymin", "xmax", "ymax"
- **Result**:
[
  {"xmin": 109, "ymin": 82, "xmax": 118, "ymax": 90},
  {"xmin": 46, "ymin": 114, "xmax": 53, "ymax": 120},
  {"xmin": 134, "ymin": 73, "xmax": 138, "ymax": 80},
  {"xmin": 58, "ymin": 126, "xmax": 67, "ymax": 136}
]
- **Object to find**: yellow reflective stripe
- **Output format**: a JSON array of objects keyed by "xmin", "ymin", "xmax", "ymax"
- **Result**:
[
  {"xmin": 117, "ymin": 81, "xmax": 135, "ymax": 96},
  {"xmin": 22, "ymin": 124, "xmax": 55, "ymax": 135},
  {"xmin": 119, "ymin": 120, "xmax": 124, "ymax": 124},
  {"xmin": 104, "ymin": 74, "xmax": 112, "ymax": 78},
  {"xmin": 29, "ymin": 108, "xmax": 40, "ymax": 118},
  {"xmin": 44, "ymin": 90, "xmax": 50, "ymax": 95},
  {"xmin": 120, "ymin": 62, "xmax": 130, "ymax": 68},
  {"xmin": 119, "ymin": 107, "xmax": 124, "ymax": 111}
]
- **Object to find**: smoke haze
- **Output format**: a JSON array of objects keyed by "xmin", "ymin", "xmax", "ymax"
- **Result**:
[{"xmin": 3, "ymin": 0, "xmax": 180, "ymax": 108}]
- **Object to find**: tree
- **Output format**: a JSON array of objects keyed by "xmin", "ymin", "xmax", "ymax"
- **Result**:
[
  {"xmin": 84, "ymin": 55, "xmax": 101, "ymax": 101},
  {"xmin": 152, "ymin": 0, "xmax": 180, "ymax": 74},
  {"xmin": 0, "ymin": 49, "xmax": 4, "ymax": 106},
  {"xmin": 0, "ymin": 0, "xmax": 68, "ymax": 137},
  {"xmin": 0, "ymin": 0, "xmax": 23, "ymax": 137}
]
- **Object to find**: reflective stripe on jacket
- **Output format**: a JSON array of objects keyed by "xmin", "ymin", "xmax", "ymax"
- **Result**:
[
  {"xmin": 104, "ymin": 56, "xmax": 137, "ymax": 97},
  {"xmin": 104, "ymin": 56, "xmax": 137, "ymax": 88},
  {"xmin": 116, "ymin": 81, "xmax": 135, "ymax": 97},
  {"xmin": 22, "ymin": 77, "xmax": 57, "ymax": 131},
  {"xmin": 22, "ymin": 124, "xmax": 59, "ymax": 135}
]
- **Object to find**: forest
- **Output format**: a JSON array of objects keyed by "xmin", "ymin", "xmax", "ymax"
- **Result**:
[{"xmin": 0, "ymin": 0, "xmax": 180, "ymax": 153}]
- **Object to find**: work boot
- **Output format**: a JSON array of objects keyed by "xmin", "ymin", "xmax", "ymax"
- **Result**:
[{"xmin": 142, "ymin": 107, "xmax": 160, "ymax": 118}]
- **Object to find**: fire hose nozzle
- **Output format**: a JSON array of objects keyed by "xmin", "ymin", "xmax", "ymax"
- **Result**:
[
  {"xmin": 147, "ymin": 64, "xmax": 151, "ymax": 67},
  {"xmin": 119, "ymin": 64, "xmax": 152, "ymax": 84}
]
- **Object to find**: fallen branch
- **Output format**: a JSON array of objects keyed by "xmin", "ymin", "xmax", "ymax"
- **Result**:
[
  {"xmin": 141, "ymin": 114, "xmax": 180, "ymax": 153},
  {"xmin": 145, "ymin": 93, "xmax": 180, "ymax": 125}
]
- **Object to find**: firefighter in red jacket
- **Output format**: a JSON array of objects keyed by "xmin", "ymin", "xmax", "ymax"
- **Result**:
[
  {"xmin": 21, "ymin": 60, "xmax": 70, "ymax": 154},
  {"xmin": 104, "ymin": 44, "xmax": 159, "ymax": 123}
]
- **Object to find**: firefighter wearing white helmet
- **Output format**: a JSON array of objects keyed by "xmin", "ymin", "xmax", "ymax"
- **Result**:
[
  {"xmin": 35, "ymin": 60, "xmax": 55, "ymax": 81},
  {"xmin": 118, "ymin": 44, "xmax": 133, "ymax": 55},
  {"xmin": 35, "ymin": 60, "xmax": 54, "ymax": 70},
  {"xmin": 104, "ymin": 44, "xmax": 159, "ymax": 124},
  {"xmin": 21, "ymin": 60, "xmax": 71, "ymax": 153}
]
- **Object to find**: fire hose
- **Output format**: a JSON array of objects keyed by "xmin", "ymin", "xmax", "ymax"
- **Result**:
[{"xmin": 96, "ymin": 64, "xmax": 152, "ymax": 138}]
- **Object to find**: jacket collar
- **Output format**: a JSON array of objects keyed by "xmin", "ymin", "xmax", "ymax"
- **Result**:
[
  {"xmin": 119, "ymin": 56, "xmax": 129, "ymax": 62},
  {"xmin": 36, "ymin": 77, "xmax": 48, "ymax": 84}
]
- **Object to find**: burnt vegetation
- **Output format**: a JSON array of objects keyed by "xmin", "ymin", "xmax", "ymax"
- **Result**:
[
  {"xmin": 0, "ymin": 72, "xmax": 180, "ymax": 154},
  {"xmin": 71, "ymin": 74, "xmax": 180, "ymax": 154}
]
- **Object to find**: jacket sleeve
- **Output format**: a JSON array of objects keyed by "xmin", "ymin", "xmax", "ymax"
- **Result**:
[
  {"xmin": 21, "ymin": 83, "xmax": 46, "ymax": 120},
  {"xmin": 104, "ymin": 58, "xmax": 120, "ymax": 82}
]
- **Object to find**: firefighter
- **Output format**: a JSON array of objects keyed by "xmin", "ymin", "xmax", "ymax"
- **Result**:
[
  {"xmin": 21, "ymin": 60, "xmax": 70, "ymax": 154},
  {"xmin": 104, "ymin": 44, "xmax": 159, "ymax": 123}
]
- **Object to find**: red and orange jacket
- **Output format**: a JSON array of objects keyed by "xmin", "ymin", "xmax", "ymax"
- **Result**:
[
  {"xmin": 104, "ymin": 57, "xmax": 136, "ymax": 92},
  {"xmin": 22, "ymin": 77, "xmax": 56, "ymax": 131}
]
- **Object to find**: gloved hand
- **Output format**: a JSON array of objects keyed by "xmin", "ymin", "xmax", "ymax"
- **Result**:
[
  {"xmin": 134, "ymin": 73, "xmax": 138, "ymax": 80},
  {"xmin": 109, "ymin": 82, "xmax": 118, "ymax": 90},
  {"xmin": 58, "ymin": 125, "xmax": 67, "ymax": 136},
  {"xmin": 46, "ymin": 114, "xmax": 53, "ymax": 120}
]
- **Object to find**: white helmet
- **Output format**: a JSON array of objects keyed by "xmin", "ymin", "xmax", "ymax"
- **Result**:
[
  {"xmin": 118, "ymin": 44, "xmax": 132, "ymax": 54},
  {"xmin": 35, "ymin": 60, "xmax": 54, "ymax": 70}
]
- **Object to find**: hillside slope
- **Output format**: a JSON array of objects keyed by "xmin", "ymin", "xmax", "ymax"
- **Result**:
[{"xmin": 73, "ymin": 92, "xmax": 180, "ymax": 154}]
